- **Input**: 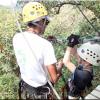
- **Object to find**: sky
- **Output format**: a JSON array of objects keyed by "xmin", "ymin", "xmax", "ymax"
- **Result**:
[{"xmin": 0, "ymin": 0, "xmax": 17, "ymax": 7}]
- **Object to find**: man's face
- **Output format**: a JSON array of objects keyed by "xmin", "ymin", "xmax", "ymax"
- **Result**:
[{"xmin": 36, "ymin": 19, "xmax": 49, "ymax": 35}]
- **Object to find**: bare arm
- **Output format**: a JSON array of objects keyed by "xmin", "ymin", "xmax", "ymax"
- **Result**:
[
  {"xmin": 71, "ymin": 46, "xmax": 81, "ymax": 65},
  {"xmin": 47, "ymin": 63, "xmax": 63, "ymax": 83},
  {"xmin": 63, "ymin": 47, "xmax": 76, "ymax": 73}
]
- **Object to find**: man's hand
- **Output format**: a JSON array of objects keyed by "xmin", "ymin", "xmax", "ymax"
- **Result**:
[
  {"xmin": 67, "ymin": 34, "xmax": 80, "ymax": 47},
  {"xmin": 56, "ymin": 59, "xmax": 64, "ymax": 73}
]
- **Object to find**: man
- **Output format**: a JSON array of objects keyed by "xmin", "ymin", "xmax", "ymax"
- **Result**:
[
  {"xmin": 13, "ymin": 2, "xmax": 62, "ymax": 99},
  {"xmin": 63, "ymin": 34, "xmax": 100, "ymax": 99}
]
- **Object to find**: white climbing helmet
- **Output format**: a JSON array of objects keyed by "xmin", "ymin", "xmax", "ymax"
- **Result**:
[{"xmin": 77, "ymin": 42, "xmax": 100, "ymax": 66}]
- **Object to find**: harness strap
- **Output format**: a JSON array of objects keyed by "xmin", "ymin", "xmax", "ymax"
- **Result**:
[
  {"xmin": 18, "ymin": 80, "xmax": 23, "ymax": 99},
  {"xmin": 18, "ymin": 80, "xmax": 52, "ymax": 99}
]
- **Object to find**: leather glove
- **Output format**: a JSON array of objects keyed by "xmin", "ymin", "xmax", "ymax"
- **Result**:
[{"xmin": 67, "ymin": 34, "xmax": 80, "ymax": 47}]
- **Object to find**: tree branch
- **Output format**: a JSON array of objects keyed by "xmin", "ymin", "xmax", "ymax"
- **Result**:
[{"xmin": 55, "ymin": 2, "xmax": 81, "ymax": 14}]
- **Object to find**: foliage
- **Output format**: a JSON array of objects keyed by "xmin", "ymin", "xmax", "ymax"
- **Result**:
[
  {"xmin": 0, "ymin": 6, "xmax": 19, "ymax": 99},
  {"xmin": 80, "ymin": 1, "xmax": 100, "ymax": 19},
  {"xmin": 0, "ymin": 73, "xmax": 19, "ymax": 99},
  {"xmin": 77, "ymin": 1, "xmax": 100, "ymax": 35},
  {"xmin": 0, "ymin": 7, "xmax": 18, "ymax": 73}
]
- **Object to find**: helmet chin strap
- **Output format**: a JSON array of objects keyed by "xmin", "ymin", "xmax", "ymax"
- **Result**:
[{"xmin": 40, "ymin": 18, "xmax": 47, "ymax": 33}]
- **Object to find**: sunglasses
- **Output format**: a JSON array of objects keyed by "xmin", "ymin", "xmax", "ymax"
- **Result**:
[{"xmin": 42, "ymin": 18, "xmax": 50, "ymax": 25}]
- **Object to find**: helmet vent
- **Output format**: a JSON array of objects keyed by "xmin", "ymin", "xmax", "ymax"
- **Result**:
[
  {"xmin": 87, "ymin": 53, "xmax": 89, "ymax": 55},
  {"xmin": 81, "ymin": 49, "xmax": 85, "ymax": 53},
  {"xmin": 94, "ymin": 53, "xmax": 96, "ymax": 55},
  {"xmin": 87, "ymin": 49, "xmax": 89, "ymax": 51},
  {"xmin": 97, "ymin": 60, "xmax": 100, "ymax": 63},
  {"xmin": 90, "ymin": 51, "xmax": 92, "ymax": 53},
  {"xmin": 36, "ymin": 8, "xmax": 38, "ymax": 10},
  {"xmin": 97, "ymin": 55, "xmax": 99, "ymax": 57},
  {"xmin": 32, "ymin": 6, "xmax": 35, "ymax": 8},
  {"xmin": 30, "ymin": 11, "xmax": 34, "ymax": 15}
]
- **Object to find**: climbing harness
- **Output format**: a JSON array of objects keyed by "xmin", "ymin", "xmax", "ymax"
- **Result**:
[{"xmin": 18, "ymin": 80, "xmax": 52, "ymax": 99}]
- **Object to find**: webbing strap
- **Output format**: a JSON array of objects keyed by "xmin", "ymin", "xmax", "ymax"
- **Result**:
[{"xmin": 18, "ymin": 80, "xmax": 52, "ymax": 99}]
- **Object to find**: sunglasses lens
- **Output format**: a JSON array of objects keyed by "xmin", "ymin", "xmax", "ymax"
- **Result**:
[
  {"xmin": 46, "ymin": 20, "xmax": 49, "ymax": 25},
  {"xmin": 42, "ymin": 18, "xmax": 50, "ymax": 25}
]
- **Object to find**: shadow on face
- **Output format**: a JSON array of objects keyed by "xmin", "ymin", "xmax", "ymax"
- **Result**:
[{"xmin": 78, "ymin": 56, "xmax": 92, "ymax": 67}]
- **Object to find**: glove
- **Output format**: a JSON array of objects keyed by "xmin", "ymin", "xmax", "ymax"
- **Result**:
[{"xmin": 67, "ymin": 34, "xmax": 80, "ymax": 47}]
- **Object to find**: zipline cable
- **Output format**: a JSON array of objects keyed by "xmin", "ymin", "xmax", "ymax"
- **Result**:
[{"xmin": 74, "ymin": 0, "xmax": 100, "ymax": 35}]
